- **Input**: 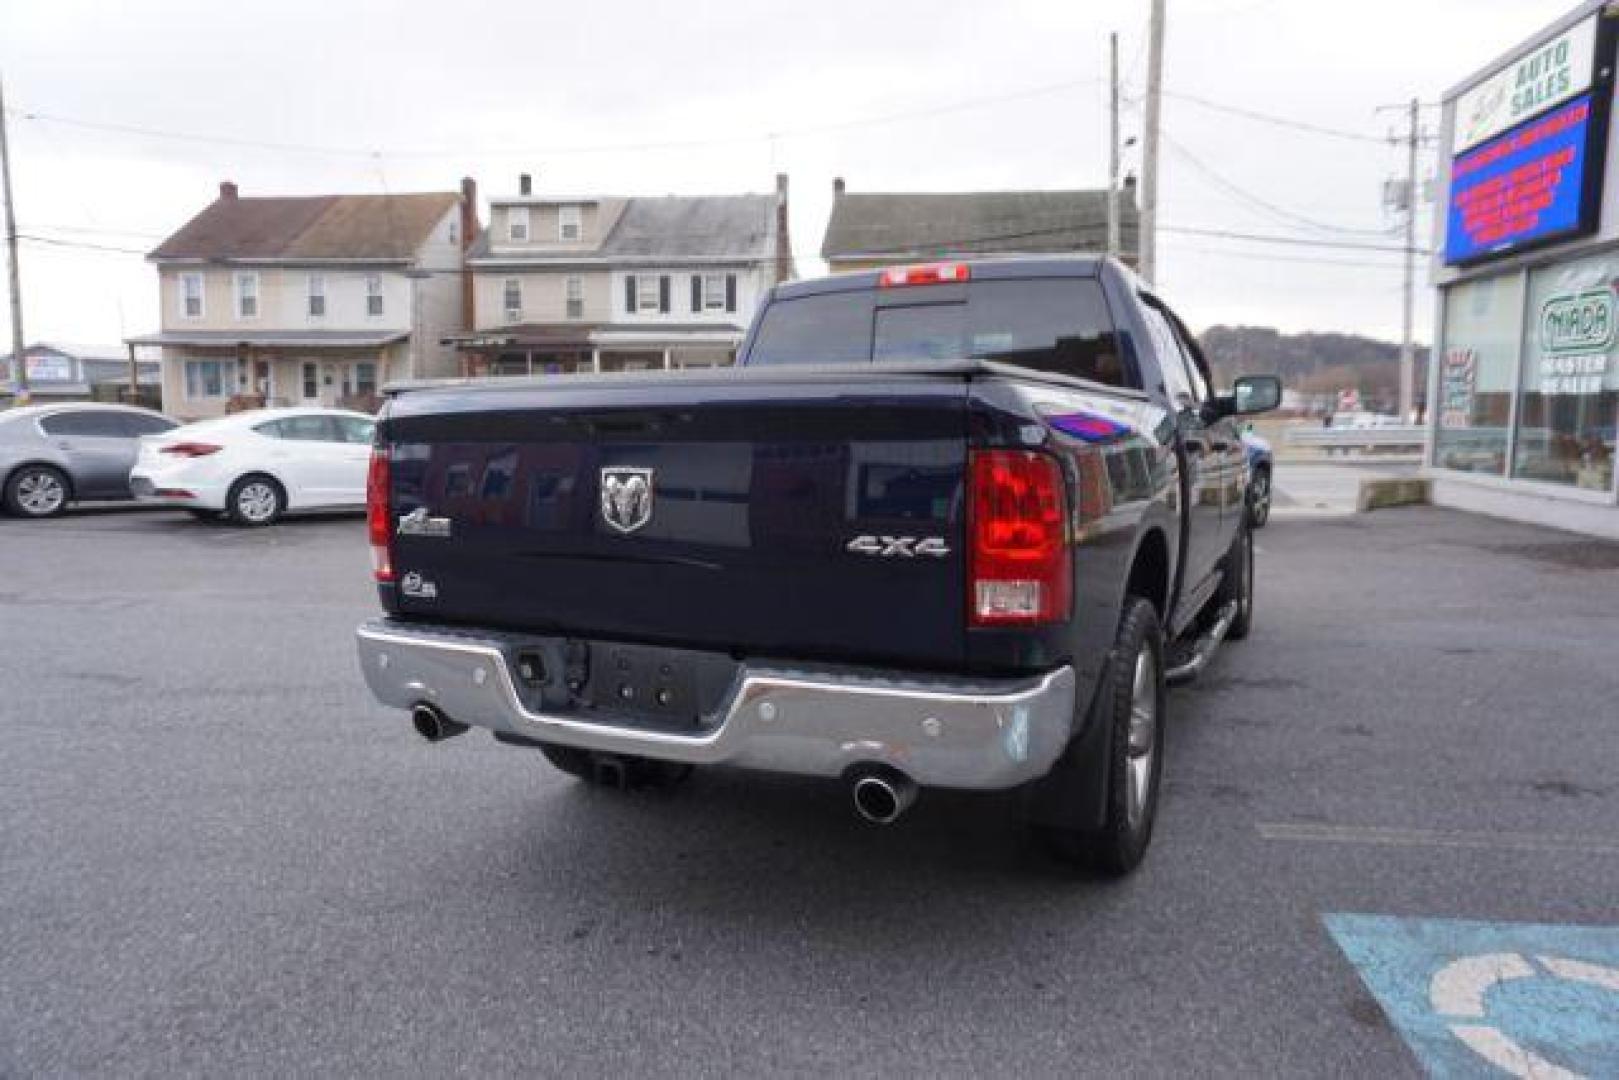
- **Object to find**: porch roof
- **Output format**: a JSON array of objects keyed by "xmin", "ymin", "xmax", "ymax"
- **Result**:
[
  {"xmin": 125, "ymin": 329, "xmax": 409, "ymax": 349},
  {"xmin": 447, "ymin": 322, "xmax": 744, "ymax": 351}
]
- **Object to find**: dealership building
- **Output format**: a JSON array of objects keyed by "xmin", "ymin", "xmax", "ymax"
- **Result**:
[{"xmin": 1430, "ymin": 1, "xmax": 1619, "ymax": 538}]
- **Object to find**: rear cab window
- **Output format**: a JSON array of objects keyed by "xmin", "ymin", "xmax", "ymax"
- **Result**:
[{"xmin": 748, "ymin": 275, "xmax": 1135, "ymax": 389}]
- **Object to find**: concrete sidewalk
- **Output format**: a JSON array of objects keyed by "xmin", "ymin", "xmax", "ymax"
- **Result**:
[{"xmin": 1271, "ymin": 461, "xmax": 1422, "ymax": 519}]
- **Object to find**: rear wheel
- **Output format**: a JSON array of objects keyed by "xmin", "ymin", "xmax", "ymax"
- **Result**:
[
  {"xmin": 3, "ymin": 465, "xmax": 70, "ymax": 518},
  {"xmin": 226, "ymin": 475, "xmax": 284, "ymax": 526},
  {"xmin": 1038, "ymin": 596, "xmax": 1165, "ymax": 876},
  {"xmin": 538, "ymin": 744, "xmax": 694, "ymax": 790}
]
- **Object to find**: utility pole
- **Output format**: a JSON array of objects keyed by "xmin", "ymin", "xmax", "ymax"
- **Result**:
[
  {"xmin": 1140, "ymin": 0, "xmax": 1166, "ymax": 283},
  {"xmin": 1397, "ymin": 97, "xmax": 1420, "ymax": 424},
  {"xmin": 0, "ymin": 73, "xmax": 27, "ymax": 401},
  {"xmin": 1107, "ymin": 31, "xmax": 1121, "ymax": 260}
]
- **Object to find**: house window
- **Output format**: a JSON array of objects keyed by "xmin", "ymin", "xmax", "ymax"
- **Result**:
[
  {"xmin": 366, "ymin": 274, "xmax": 384, "ymax": 316},
  {"xmin": 302, "ymin": 362, "xmax": 318, "ymax": 399},
  {"xmin": 565, "ymin": 275, "xmax": 583, "ymax": 319},
  {"xmin": 504, "ymin": 278, "xmax": 523, "ymax": 322},
  {"xmin": 180, "ymin": 273, "xmax": 204, "ymax": 319},
  {"xmin": 308, "ymin": 274, "xmax": 326, "ymax": 318},
  {"xmin": 448, "ymin": 219, "xmax": 458, "ymax": 245},
  {"xmin": 235, "ymin": 272, "xmax": 258, "ymax": 319},
  {"xmin": 702, "ymin": 273, "xmax": 726, "ymax": 311},
  {"xmin": 559, "ymin": 204, "xmax": 581, "ymax": 242},
  {"xmin": 509, "ymin": 206, "xmax": 529, "ymax": 242},
  {"xmin": 355, "ymin": 361, "xmax": 378, "ymax": 397},
  {"xmin": 636, "ymin": 275, "xmax": 660, "ymax": 312},
  {"xmin": 184, "ymin": 359, "xmax": 226, "ymax": 398}
]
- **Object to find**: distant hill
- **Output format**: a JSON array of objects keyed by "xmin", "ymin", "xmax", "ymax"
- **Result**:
[{"xmin": 1199, "ymin": 325, "xmax": 1430, "ymax": 410}]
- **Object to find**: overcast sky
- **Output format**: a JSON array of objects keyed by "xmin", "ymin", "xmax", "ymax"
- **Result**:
[{"xmin": 0, "ymin": 0, "xmax": 1577, "ymax": 351}]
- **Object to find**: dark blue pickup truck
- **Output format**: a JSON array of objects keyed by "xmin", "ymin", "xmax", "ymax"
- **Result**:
[{"xmin": 355, "ymin": 256, "xmax": 1279, "ymax": 874}]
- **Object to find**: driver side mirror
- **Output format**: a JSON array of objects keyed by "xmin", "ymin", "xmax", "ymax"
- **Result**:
[{"xmin": 1230, "ymin": 375, "xmax": 1281, "ymax": 415}]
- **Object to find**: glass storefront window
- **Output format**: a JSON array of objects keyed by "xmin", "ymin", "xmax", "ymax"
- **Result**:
[
  {"xmin": 1514, "ymin": 252, "xmax": 1619, "ymax": 492},
  {"xmin": 1435, "ymin": 272, "xmax": 1524, "ymax": 475}
]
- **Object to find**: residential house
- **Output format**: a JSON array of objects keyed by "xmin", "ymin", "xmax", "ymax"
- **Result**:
[
  {"xmin": 2, "ymin": 343, "xmax": 161, "ymax": 406},
  {"xmin": 452, "ymin": 173, "xmax": 792, "ymax": 375},
  {"xmin": 129, "ymin": 179, "xmax": 477, "ymax": 420},
  {"xmin": 820, "ymin": 178, "xmax": 1139, "ymax": 273}
]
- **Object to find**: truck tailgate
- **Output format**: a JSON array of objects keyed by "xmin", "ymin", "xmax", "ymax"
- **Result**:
[{"xmin": 381, "ymin": 376, "xmax": 969, "ymax": 669}]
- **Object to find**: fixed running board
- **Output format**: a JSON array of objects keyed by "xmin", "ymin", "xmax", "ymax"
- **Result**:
[{"xmin": 1165, "ymin": 601, "xmax": 1239, "ymax": 686}]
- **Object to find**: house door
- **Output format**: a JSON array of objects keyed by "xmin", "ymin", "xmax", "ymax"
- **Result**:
[{"xmin": 298, "ymin": 361, "xmax": 322, "ymax": 406}]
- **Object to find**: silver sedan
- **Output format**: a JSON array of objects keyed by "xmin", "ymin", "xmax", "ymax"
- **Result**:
[{"xmin": 0, "ymin": 403, "xmax": 178, "ymax": 518}]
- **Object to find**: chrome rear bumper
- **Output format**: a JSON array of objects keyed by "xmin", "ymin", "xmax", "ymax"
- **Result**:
[{"xmin": 355, "ymin": 618, "xmax": 1077, "ymax": 791}]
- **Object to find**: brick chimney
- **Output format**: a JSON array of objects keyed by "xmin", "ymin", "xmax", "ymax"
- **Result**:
[
  {"xmin": 459, "ymin": 176, "xmax": 480, "ymax": 332},
  {"xmin": 518, "ymin": 172, "xmax": 533, "ymax": 197},
  {"xmin": 833, "ymin": 176, "xmax": 845, "ymax": 197},
  {"xmin": 774, "ymin": 173, "xmax": 795, "ymax": 284},
  {"xmin": 219, "ymin": 180, "xmax": 239, "ymax": 200}
]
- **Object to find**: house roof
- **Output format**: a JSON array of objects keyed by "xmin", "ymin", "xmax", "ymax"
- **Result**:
[
  {"xmin": 0, "ymin": 341, "xmax": 130, "ymax": 364},
  {"xmin": 820, "ymin": 189, "xmax": 1138, "ymax": 260},
  {"xmin": 150, "ymin": 191, "xmax": 459, "ymax": 262},
  {"xmin": 466, "ymin": 194, "xmax": 776, "ymax": 263}
]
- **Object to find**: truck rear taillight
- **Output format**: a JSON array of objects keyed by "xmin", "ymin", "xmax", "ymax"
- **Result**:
[
  {"xmin": 160, "ymin": 442, "xmax": 222, "ymax": 457},
  {"xmin": 366, "ymin": 446, "xmax": 393, "ymax": 583},
  {"xmin": 878, "ymin": 262, "xmax": 971, "ymax": 288},
  {"xmin": 967, "ymin": 450, "xmax": 1071, "ymax": 627}
]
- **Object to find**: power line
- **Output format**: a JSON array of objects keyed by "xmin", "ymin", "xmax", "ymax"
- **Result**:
[
  {"xmin": 5, "ymin": 78, "xmax": 1100, "ymax": 161},
  {"xmin": 1159, "ymin": 128, "xmax": 1397, "ymax": 238},
  {"xmin": 1162, "ymin": 89, "xmax": 1389, "ymax": 144},
  {"xmin": 1160, "ymin": 223, "xmax": 1429, "ymax": 255}
]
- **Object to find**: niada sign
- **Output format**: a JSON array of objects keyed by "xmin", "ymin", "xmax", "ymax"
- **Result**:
[
  {"xmin": 1540, "ymin": 287, "xmax": 1616, "ymax": 354},
  {"xmin": 1454, "ymin": 14, "xmax": 1597, "ymax": 154}
]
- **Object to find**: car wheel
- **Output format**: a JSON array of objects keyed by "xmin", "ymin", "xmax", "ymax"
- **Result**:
[
  {"xmin": 538, "ymin": 744, "xmax": 694, "ymax": 790},
  {"xmin": 1038, "ymin": 596, "xmax": 1165, "ymax": 877},
  {"xmin": 1248, "ymin": 467, "xmax": 1271, "ymax": 528},
  {"xmin": 226, "ymin": 475, "xmax": 285, "ymax": 526},
  {"xmin": 3, "ymin": 465, "xmax": 71, "ymax": 518}
]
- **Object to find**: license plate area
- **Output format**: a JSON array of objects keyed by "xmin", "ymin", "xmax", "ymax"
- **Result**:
[{"xmin": 505, "ymin": 637, "xmax": 737, "ymax": 731}]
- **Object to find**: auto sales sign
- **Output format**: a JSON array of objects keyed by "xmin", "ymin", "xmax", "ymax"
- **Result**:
[{"xmin": 1444, "ymin": 14, "xmax": 1612, "ymax": 266}]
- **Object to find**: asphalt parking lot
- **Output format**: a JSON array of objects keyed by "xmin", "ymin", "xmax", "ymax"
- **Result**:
[{"xmin": 2, "ymin": 505, "xmax": 1617, "ymax": 1077}]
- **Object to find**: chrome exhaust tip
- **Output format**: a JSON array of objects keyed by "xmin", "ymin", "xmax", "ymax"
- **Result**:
[
  {"xmin": 411, "ymin": 703, "xmax": 469, "ymax": 743},
  {"xmin": 851, "ymin": 768, "xmax": 918, "ymax": 825}
]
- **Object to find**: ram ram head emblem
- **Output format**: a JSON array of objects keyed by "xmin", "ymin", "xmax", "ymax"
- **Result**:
[{"xmin": 600, "ymin": 467, "xmax": 654, "ymax": 534}]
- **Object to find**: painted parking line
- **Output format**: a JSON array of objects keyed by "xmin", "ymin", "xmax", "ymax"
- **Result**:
[
  {"xmin": 1259, "ymin": 822, "xmax": 1619, "ymax": 856},
  {"xmin": 1326, "ymin": 914, "xmax": 1619, "ymax": 1078}
]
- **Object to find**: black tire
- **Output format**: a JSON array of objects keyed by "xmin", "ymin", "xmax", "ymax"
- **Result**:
[
  {"xmin": 3, "ymin": 464, "xmax": 71, "ymax": 518},
  {"xmin": 538, "ymin": 744, "xmax": 694, "ymax": 790},
  {"xmin": 225, "ymin": 475, "xmax": 285, "ymax": 527},
  {"xmin": 1218, "ymin": 522, "xmax": 1254, "ymax": 641},
  {"xmin": 1248, "ymin": 466, "xmax": 1271, "ymax": 528},
  {"xmin": 1039, "ymin": 596, "xmax": 1166, "ymax": 877}
]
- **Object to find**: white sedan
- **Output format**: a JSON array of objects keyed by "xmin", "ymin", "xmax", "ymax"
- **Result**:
[{"xmin": 130, "ymin": 407, "xmax": 376, "ymax": 525}]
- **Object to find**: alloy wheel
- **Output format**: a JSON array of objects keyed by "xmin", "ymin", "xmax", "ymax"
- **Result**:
[
  {"xmin": 1124, "ymin": 644, "xmax": 1158, "ymax": 829},
  {"xmin": 236, "ymin": 482, "xmax": 279, "ymax": 523},
  {"xmin": 16, "ymin": 470, "xmax": 67, "ymax": 516}
]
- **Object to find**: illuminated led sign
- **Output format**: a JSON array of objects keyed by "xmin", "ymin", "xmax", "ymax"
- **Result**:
[{"xmin": 1444, "ymin": 93, "xmax": 1606, "ymax": 265}]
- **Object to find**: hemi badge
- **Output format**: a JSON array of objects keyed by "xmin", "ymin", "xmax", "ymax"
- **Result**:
[{"xmin": 397, "ymin": 507, "xmax": 452, "ymax": 538}]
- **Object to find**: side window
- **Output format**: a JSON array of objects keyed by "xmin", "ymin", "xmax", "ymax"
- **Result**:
[
  {"xmin": 1138, "ymin": 301, "xmax": 1195, "ymax": 406},
  {"xmin": 121, "ymin": 413, "xmax": 177, "ymax": 437},
  {"xmin": 254, "ymin": 420, "xmax": 285, "ymax": 440},
  {"xmin": 1161, "ymin": 304, "xmax": 1213, "ymax": 402},
  {"xmin": 274, "ymin": 415, "xmax": 339, "ymax": 442},
  {"xmin": 336, "ymin": 417, "xmax": 375, "ymax": 444},
  {"xmin": 40, "ymin": 411, "xmax": 127, "ymax": 438}
]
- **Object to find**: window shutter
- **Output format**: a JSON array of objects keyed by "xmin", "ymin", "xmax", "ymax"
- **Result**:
[
  {"xmin": 691, "ymin": 275, "xmax": 702, "ymax": 313},
  {"xmin": 725, "ymin": 274, "xmax": 737, "ymax": 313},
  {"xmin": 625, "ymin": 276, "xmax": 636, "ymax": 313},
  {"xmin": 659, "ymin": 275, "xmax": 671, "ymax": 314}
]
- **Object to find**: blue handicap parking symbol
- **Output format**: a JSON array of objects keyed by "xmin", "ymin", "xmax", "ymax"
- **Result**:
[{"xmin": 1326, "ymin": 914, "xmax": 1619, "ymax": 1078}]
